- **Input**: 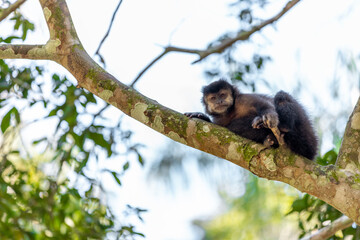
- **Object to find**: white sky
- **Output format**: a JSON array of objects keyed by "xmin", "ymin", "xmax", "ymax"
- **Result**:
[{"xmin": 2, "ymin": 0, "xmax": 360, "ymax": 239}]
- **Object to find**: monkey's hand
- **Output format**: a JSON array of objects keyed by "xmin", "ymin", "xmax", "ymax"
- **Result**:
[
  {"xmin": 252, "ymin": 113, "xmax": 278, "ymax": 129},
  {"xmin": 184, "ymin": 112, "xmax": 211, "ymax": 122},
  {"xmin": 252, "ymin": 113, "xmax": 285, "ymax": 146},
  {"xmin": 252, "ymin": 116, "xmax": 265, "ymax": 129}
]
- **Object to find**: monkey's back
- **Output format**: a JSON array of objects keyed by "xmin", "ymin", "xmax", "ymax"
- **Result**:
[{"xmin": 275, "ymin": 91, "xmax": 318, "ymax": 159}]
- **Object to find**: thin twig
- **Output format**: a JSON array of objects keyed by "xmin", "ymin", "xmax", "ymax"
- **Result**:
[
  {"xmin": 0, "ymin": 0, "xmax": 27, "ymax": 22},
  {"xmin": 94, "ymin": 0, "xmax": 123, "ymax": 66},
  {"xmin": 130, "ymin": 50, "xmax": 168, "ymax": 87},
  {"xmin": 130, "ymin": 46, "xmax": 201, "ymax": 87},
  {"xmin": 131, "ymin": 0, "xmax": 302, "ymax": 86}
]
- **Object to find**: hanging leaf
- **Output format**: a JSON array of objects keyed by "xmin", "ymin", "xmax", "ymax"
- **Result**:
[
  {"xmin": 111, "ymin": 171, "xmax": 122, "ymax": 186},
  {"xmin": 1, "ymin": 107, "xmax": 20, "ymax": 133},
  {"xmin": 123, "ymin": 162, "xmax": 130, "ymax": 171}
]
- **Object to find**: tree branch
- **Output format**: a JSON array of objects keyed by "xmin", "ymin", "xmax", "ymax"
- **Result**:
[
  {"xmin": 0, "ymin": 44, "xmax": 53, "ymax": 60},
  {"xmin": 300, "ymin": 215, "xmax": 353, "ymax": 240},
  {"xmin": 336, "ymin": 97, "xmax": 360, "ymax": 172},
  {"xmin": 0, "ymin": 0, "xmax": 27, "ymax": 22},
  {"xmin": 94, "ymin": 0, "xmax": 123, "ymax": 66},
  {"xmin": 130, "ymin": 0, "xmax": 302, "ymax": 86},
  {"xmin": 130, "ymin": 46, "xmax": 201, "ymax": 87},
  {"xmin": 1, "ymin": 0, "xmax": 360, "ymax": 227}
]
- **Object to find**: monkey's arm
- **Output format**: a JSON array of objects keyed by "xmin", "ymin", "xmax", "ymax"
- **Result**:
[
  {"xmin": 252, "ymin": 114, "xmax": 285, "ymax": 146},
  {"xmin": 250, "ymin": 96, "xmax": 285, "ymax": 146},
  {"xmin": 184, "ymin": 112, "xmax": 211, "ymax": 122}
]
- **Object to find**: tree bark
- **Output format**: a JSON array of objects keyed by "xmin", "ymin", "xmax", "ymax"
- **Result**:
[{"xmin": 337, "ymin": 98, "xmax": 360, "ymax": 172}]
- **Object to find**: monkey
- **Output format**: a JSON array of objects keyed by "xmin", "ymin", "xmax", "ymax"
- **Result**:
[
  {"xmin": 184, "ymin": 80, "xmax": 318, "ymax": 160},
  {"xmin": 273, "ymin": 90, "xmax": 318, "ymax": 160}
]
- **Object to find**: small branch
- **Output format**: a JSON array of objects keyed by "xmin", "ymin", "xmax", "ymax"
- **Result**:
[
  {"xmin": 130, "ymin": 50, "xmax": 168, "ymax": 87},
  {"xmin": 300, "ymin": 215, "xmax": 353, "ymax": 240},
  {"xmin": 0, "ymin": 0, "xmax": 27, "ymax": 22},
  {"xmin": 131, "ymin": 0, "xmax": 302, "ymax": 85},
  {"xmin": 130, "ymin": 46, "xmax": 201, "ymax": 87},
  {"xmin": 0, "ymin": 44, "xmax": 48, "ymax": 59},
  {"xmin": 192, "ymin": 0, "xmax": 302, "ymax": 62},
  {"xmin": 94, "ymin": 0, "xmax": 123, "ymax": 66}
]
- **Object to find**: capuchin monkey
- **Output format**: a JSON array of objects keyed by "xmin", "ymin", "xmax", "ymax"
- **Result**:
[{"xmin": 184, "ymin": 80, "xmax": 318, "ymax": 160}]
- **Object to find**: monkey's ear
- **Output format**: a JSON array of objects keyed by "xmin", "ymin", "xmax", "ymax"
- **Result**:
[{"xmin": 201, "ymin": 96, "xmax": 206, "ymax": 105}]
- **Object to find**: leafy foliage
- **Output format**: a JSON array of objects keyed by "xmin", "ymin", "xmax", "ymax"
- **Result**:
[
  {"xmin": 10, "ymin": 11, "xmax": 35, "ymax": 41},
  {"xmin": 0, "ymin": 155, "xmax": 114, "ymax": 239},
  {"xmin": 0, "ymin": 11, "xmax": 145, "ymax": 239}
]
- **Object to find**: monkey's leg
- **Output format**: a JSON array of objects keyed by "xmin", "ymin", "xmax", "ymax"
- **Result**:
[
  {"xmin": 269, "ymin": 127, "xmax": 284, "ymax": 146},
  {"xmin": 263, "ymin": 135, "xmax": 276, "ymax": 147},
  {"xmin": 252, "ymin": 114, "xmax": 285, "ymax": 146},
  {"xmin": 261, "ymin": 114, "xmax": 285, "ymax": 146}
]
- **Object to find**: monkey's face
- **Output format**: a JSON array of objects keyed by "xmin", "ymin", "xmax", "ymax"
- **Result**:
[{"xmin": 204, "ymin": 89, "xmax": 234, "ymax": 115}]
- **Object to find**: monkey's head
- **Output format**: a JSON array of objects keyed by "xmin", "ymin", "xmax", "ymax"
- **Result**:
[{"xmin": 202, "ymin": 80, "xmax": 235, "ymax": 116}]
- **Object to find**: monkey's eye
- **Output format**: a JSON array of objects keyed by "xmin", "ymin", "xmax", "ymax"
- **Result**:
[
  {"xmin": 210, "ymin": 96, "xmax": 216, "ymax": 101},
  {"xmin": 219, "ymin": 93, "xmax": 226, "ymax": 99}
]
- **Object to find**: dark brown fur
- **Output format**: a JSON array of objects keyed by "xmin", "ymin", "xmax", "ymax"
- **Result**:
[{"xmin": 185, "ymin": 80, "xmax": 318, "ymax": 160}]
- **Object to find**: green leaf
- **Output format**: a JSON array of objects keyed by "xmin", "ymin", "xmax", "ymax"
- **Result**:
[
  {"xmin": 316, "ymin": 149, "xmax": 338, "ymax": 166},
  {"xmin": 12, "ymin": 15, "xmax": 21, "ymax": 30},
  {"xmin": 123, "ymin": 162, "xmax": 130, "ymax": 171},
  {"xmin": 1, "ymin": 107, "xmax": 19, "ymax": 133},
  {"xmin": 1, "ymin": 36, "xmax": 20, "ymax": 43},
  {"xmin": 1, "ymin": 109, "xmax": 12, "ymax": 133},
  {"xmin": 12, "ymin": 107, "xmax": 20, "ymax": 124},
  {"xmin": 48, "ymin": 107, "xmax": 59, "ymax": 117},
  {"xmin": 111, "ymin": 172, "xmax": 121, "ymax": 186},
  {"xmin": 290, "ymin": 198, "xmax": 307, "ymax": 212},
  {"xmin": 33, "ymin": 137, "xmax": 47, "ymax": 145},
  {"xmin": 21, "ymin": 20, "xmax": 34, "ymax": 40},
  {"xmin": 137, "ymin": 153, "xmax": 144, "ymax": 166},
  {"xmin": 9, "ymin": 150, "xmax": 20, "ymax": 155}
]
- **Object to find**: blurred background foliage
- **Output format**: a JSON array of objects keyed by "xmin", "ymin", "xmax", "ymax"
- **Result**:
[
  {"xmin": 194, "ymin": 176, "xmax": 299, "ymax": 240},
  {"xmin": 0, "ymin": 4, "xmax": 145, "ymax": 238},
  {"xmin": 1, "ymin": 0, "xmax": 360, "ymax": 239}
]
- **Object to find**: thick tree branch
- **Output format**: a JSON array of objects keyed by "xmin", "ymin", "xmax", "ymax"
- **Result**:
[
  {"xmin": 336, "ymin": 97, "xmax": 360, "ymax": 172},
  {"xmin": 0, "ymin": 0, "xmax": 27, "ymax": 22},
  {"xmin": 1, "ymin": 0, "xmax": 360, "ymax": 226},
  {"xmin": 300, "ymin": 215, "xmax": 353, "ymax": 240},
  {"xmin": 131, "ymin": 0, "xmax": 301, "ymax": 86}
]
